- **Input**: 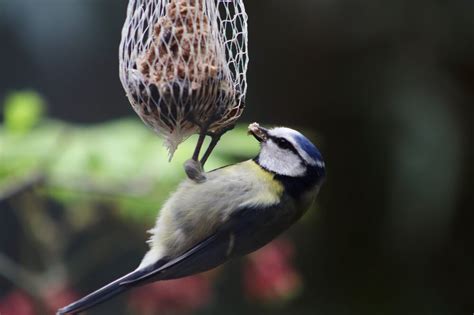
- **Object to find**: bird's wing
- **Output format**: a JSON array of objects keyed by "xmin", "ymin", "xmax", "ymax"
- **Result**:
[
  {"xmin": 120, "ymin": 232, "xmax": 221, "ymax": 284},
  {"xmin": 58, "ymin": 199, "xmax": 293, "ymax": 314},
  {"xmin": 121, "ymin": 202, "xmax": 289, "ymax": 285},
  {"xmin": 58, "ymin": 162, "xmax": 289, "ymax": 314}
]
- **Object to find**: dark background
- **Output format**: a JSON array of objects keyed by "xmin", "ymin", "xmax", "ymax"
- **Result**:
[{"xmin": 1, "ymin": 0, "xmax": 473, "ymax": 314}]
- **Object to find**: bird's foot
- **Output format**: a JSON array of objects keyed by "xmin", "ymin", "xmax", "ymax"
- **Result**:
[{"xmin": 184, "ymin": 159, "xmax": 206, "ymax": 183}]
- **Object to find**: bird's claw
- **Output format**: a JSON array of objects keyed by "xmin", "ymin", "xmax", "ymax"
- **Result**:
[{"xmin": 184, "ymin": 159, "xmax": 206, "ymax": 183}]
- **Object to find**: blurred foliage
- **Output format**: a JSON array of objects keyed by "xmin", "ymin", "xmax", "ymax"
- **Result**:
[
  {"xmin": 3, "ymin": 91, "xmax": 45, "ymax": 134},
  {"xmin": 0, "ymin": 91, "xmax": 259, "ymax": 223}
]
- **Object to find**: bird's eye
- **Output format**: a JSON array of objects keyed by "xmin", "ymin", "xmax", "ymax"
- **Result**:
[{"xmin": 275, "ymin": 138, "xmax": 293, "ymax": 150}]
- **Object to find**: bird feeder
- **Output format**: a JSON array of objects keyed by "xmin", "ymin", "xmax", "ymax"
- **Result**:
[{"xmin": 119, "ymin": 0, "xmax": 248, "ymax": 159}]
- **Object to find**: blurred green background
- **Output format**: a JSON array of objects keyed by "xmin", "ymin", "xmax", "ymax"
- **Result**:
[{"xmin": 0, "ymin": 1, "xmax": 473, "ymax": 314}]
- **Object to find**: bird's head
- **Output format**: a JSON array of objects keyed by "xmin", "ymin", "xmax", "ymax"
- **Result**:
[{"xmin": 249, "ymin": 123, "xmax": 326, "ymax": 182}]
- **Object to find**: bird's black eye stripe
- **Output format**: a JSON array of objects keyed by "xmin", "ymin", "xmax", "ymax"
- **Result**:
[
  {"xmin": 276, "ymin": 138, "xmax": 292, "ymax": 149},
  {"xmin": 270, "ymin": 136, "xmax": 310, "ymax": 165},
  {"xmin": 271, "ymin": 136, "xmax": 296, "ymax": 152}
]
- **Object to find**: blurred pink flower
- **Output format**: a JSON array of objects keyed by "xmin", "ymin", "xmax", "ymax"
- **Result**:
[
  {"xmin": 243, "ymin": 238, "xmax": 302, "ymax": 303},
  {"xmin": 0, "ymin": 290, "xmax": 35, "ymax": 315},
  {"xmin": 41, "ymin": 284, "xmax": 79, "ymax": 314},
  {"xmin": 128, "ymin": 272, "xmax": 214, "ymax": 315}
]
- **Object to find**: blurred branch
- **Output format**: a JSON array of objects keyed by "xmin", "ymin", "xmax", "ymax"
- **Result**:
[
  {"xmin": 0, "ymin": 173, "xmax": 45, "ymax": 201},
  {"xmin": 0, "ymin": 253, "xmax": 42, "ymax": 298}
]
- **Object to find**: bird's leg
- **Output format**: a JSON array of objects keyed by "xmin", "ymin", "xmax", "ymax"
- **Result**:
[
  {"xmin": 187, "ymin": 113, "xmax": 208, "ymax": 162},
  {"xmin": 185, "ymin": 110, "xmax": 233, "ymax": 181},
  {"xmin": 199, "ymin": 135, "xmax": 220, "ymax": 168},
  {"xmin": 200, "ymin": 124, "xmax": 235, "ymax": 167},
  {"xmin": 189, "ymin": 111, "xmax": 218, "ymax": 163},
  {"xmin": 192, "ymin": 129, "xmax": 207, "ymax": 162},
  {"xmin": 185, "ymin": 113, "xmax": 209, "ymax": 182}
]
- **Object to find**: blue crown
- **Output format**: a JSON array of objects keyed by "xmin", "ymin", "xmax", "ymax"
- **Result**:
[{"xmin": 294, "ymin": 133, "xmax": 324, "ymax": 165}]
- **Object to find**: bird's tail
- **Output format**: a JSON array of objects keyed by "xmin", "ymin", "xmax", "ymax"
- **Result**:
[{"xmin": 56, "ymin": 270, "xmax": 139, "ymax": 315}]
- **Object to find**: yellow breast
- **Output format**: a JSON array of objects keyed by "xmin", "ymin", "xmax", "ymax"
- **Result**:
[{"xmin": 222, "ymin": 160, "xmax": 284, "ymax": 206}]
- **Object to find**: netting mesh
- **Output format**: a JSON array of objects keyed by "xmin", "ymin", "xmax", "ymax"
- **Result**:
[{"xmin": 119, "ymin": 0, "xmax": 248, "ymax": 156}]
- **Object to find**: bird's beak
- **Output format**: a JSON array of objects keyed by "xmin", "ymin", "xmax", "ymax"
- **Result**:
[{"xmin": 248, "ymin": 123, "xmax": 269, "ymax": 143}]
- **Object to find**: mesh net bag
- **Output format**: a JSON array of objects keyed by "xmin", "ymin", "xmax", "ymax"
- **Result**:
[{"xmin": 119, "ymin": 0, "xmax": 248, "ymax": 156}]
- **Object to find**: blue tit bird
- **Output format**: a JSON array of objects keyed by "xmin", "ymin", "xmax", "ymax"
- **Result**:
[{"xmin": 57, "ymin": 123, "xmax": 326, "ymax": 315}]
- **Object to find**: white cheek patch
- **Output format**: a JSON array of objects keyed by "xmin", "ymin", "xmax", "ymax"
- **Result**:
[{"xmin": 259, "ymin": 141, "xmax": 306, "ymax": 177}]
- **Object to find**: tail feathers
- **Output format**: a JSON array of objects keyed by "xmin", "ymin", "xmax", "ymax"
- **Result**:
[{"xmin": 57, "ymin": 270, "xmax": 138, "ymax": 315}]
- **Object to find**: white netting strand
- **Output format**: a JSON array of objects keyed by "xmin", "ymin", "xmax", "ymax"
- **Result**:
[{"xmin": 119, "ymin": 0, "xmax": 248, "ymax": 156}]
